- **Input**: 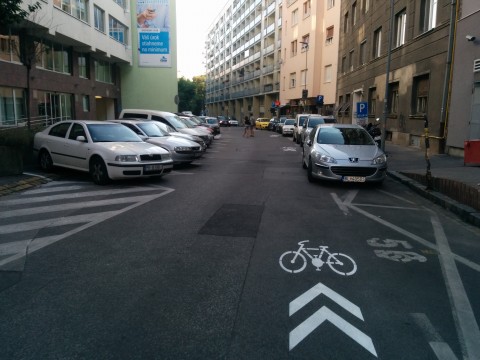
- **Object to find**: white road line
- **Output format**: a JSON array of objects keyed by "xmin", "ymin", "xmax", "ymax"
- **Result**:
[
  {"xmin": 0, "ymin": 186, "xmax": 160, "ymax": 206},
  {"xmin": 347, "ymin": 203, "xmax": 480, "ymax": 273},
  {"xmin": 411, "ymin": 313, "xmax": 458, "ymax": 360},
  {"xmin": 0, "ymin": 194, "xmax": 156, "ymax": 219},
  {"xmin": 0, "ymin": 187, "xmax": 174, "ymax": 267},
  {"xmin": 378, "ymin": 189, "xmax": 416, "ymax": 204},
  {"xmin": 430, "ymin": 214, "xmax": 480, "ymax": 360},
  {"xmin": 352, "ymin": 203, "xmax": 420, "ymax": 210}
]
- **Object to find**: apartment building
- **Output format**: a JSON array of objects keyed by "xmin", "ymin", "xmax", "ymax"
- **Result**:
[
  {"xmin": 0, "ymin": 0, "xmax": 177, "ymax": 127},
  {"xmin": 336, "ymin": 0, "xmax": 453, "ymax": 154},
  {"xmin": 205, "ymin": 0, "xmax": 282, "ymax": 120},
  {"xmin": 447, "ymin": 1, "xmax": 480, "ymax": 156},
  {"xmin": 280, "ymin": 0, "xmax": 340, "ymax": 117}
]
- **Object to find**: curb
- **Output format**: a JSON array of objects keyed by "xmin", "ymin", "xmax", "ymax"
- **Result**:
[
  {"xmin": 0, "ymin": 174, "xmax": 57, "ymax": 197},
  {"xmin": 387, "ymin": 171, "xmax": 480, "ymax": 228}
]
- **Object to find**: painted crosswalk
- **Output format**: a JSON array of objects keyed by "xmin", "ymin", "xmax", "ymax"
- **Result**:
[{"xmin": 0, "ymin": 181, "xmax": 174, "ymax": 270}]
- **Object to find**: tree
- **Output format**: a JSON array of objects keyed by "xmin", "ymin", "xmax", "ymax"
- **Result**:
[
  {"xmin": 177, "ymin": 75, "xmax": 206, "ymax": 115},
  {"xmin": 0, "ymin": 0, "xmax": 41, "ymax": 30}
]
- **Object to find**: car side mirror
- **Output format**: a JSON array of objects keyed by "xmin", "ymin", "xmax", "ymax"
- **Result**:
[
  {"xmin": 76, "ymin": 135, "xmax": 87, "ymax": 142},
  {"xmin": 306, "ymin": 139, "xmax": 312, "ymax": 146}
]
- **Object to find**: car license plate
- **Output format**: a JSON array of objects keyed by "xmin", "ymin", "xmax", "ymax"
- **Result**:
[
  {"xmin": 144, "ymin": 164, "xmax": 163, "ymax": 172},
  {"xmin": 342, "ymin": 176, "xmax": 366, "ymax": 182}
]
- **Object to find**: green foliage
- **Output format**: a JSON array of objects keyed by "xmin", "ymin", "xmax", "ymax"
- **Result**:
[
  {"xmin": 178, "ymin": 75, "xmax": 206, "ymax": 115},
  {"xmin": 0, "ymin": 0, "xmax": 41, "ymax": 29}
]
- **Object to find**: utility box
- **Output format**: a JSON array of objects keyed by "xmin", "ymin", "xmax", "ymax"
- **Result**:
[{"xmin": 464, "ymin": 140, "xmax": 480, "ymax": 166}]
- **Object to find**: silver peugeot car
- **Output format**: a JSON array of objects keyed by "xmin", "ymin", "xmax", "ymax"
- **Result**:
[{"xmin": 302, "ymin": 124, "xmax": 387, "ymax": 184}]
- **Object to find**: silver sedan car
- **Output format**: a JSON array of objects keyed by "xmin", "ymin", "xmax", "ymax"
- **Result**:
[
  {"xmin": 302, "ymin": 124, "xmax": 387, "ymax": 184},
  {"xmin": 111, "ymin": 120, "xmax": 204, "ymax": 165}
]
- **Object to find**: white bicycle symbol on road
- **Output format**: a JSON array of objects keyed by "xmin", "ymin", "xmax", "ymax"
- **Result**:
[{"xmin": 279, "ymin": 240, "xmax": 357, "ymax": 275}]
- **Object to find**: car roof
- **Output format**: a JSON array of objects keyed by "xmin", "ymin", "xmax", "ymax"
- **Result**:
[{"xmin": 317, "ymin": 123, "xmax": 363, "ymax": 129}]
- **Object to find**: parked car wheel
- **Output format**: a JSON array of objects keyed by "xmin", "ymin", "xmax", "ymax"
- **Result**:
[
  {"xmin": 90, "ymin": 156, "xmax": 110, "ymax": 185},
  {"xmin": 39, "ymin": 149, "xmax": 53, "ymax": 171},
  {"xmin": 307, "ymin": 158, "xmax": 314, "ymax": 183}
]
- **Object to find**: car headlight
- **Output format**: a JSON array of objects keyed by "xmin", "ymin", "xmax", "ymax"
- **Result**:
[
  {"xmin": 318, "ymin": 154, "xmax": 337, "ymax": 164},
  {"xmin": 115, "ymin": 155, "xmax": 139, "ymax": 162},
  {"xmin": 174, "ymin": 146, "xmax": 192, "ymax": 152},
  {"xmin": 372, "ymin": 154, "xmax": 387, "ymax": 165},
  {"xmin": 162, "ymin": 153, "xmax": 172, "ymax": 161}
]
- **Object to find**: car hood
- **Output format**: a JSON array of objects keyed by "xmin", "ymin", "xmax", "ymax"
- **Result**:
[
  {"xmin": 96, "ymin": 141, "xmax": 169, "ymax": 155},
  {"xmin": 146, "ymin": 136, "xmax": 198, "ymax": 148},
  {"xmin": 180, "ymin": 128, "xmax": 207, "ymax": 136},
  {"xmin": 316, "ymin": 144, "xmax": 383, "ymax": 160}
]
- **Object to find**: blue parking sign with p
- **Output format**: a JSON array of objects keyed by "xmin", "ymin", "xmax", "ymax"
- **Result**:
[{"xmin": 357, "ymin": 102, "xmax": 368, "ymax": 118}]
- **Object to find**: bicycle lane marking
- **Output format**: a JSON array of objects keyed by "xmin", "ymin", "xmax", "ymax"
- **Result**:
[{"xmin": 333, "ymin": 190, "xmax": 480, "ymax": 360}]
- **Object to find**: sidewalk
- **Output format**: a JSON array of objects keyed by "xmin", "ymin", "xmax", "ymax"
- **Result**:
[
  {"xmin": 385, "ymin": 143, "xmax": 480, "ymax": 227},
  {"xmin": 1, "ymin": 144, "xmax": 479, "ymax": 227}
]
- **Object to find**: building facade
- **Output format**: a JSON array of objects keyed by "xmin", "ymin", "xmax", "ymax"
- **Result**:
[
  {"xmin": 0, "ymin": 0, "xmax": 178, "ymax": 128},
  {"xmin": 336, "ymin": 0, "xmax": 454, "ymax": 154},
  {"xmin": 205, "ymin": 0, "xmax": 282, "ymax": 121},
  {"xmin": 447, "ymin": 0, "xmax": 480, "ymax": 156},
  {"xmin": 280, "ymin": 0, "xmax": 340, "ymax": 117}
]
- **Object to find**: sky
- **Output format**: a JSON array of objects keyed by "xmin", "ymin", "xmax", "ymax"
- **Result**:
[{"xmin": 176, "ymin": 0, "xmax": 229, "ymax": 80}]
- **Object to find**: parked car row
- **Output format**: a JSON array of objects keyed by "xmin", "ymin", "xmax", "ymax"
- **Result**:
[{"xmin": 33, "ymin": 109, "xmax": 220, "ymax": 185}]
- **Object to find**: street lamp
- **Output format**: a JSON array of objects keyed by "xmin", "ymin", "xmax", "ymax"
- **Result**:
[{"xmin": 300, "ymin": 41, "xmax": 309, "ymax": 113}]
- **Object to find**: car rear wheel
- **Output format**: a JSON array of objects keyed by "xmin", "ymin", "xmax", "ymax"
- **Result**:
[
  {"xmin": 90, "ymin": 156, "xmax": 110, "ymax": 185},
  {"xmin": 39, "ymin": 149, "xmax": 53, "ymax": 171}
]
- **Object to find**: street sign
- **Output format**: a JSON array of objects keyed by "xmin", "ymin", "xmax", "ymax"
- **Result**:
[
  {"xmin": 356, "ymin": 102, "xmax": 368, "ymax": 118},
  {"xmin": 302, "ymin": 89, "xmax": 308, "ymax": 99}
]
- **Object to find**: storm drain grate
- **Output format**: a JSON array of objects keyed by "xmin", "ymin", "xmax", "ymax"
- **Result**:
[{"xmin": 199, "ymin": 204, "xmax": 264, "ymax": 238}]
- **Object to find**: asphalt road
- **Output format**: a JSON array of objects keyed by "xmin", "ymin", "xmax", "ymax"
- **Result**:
[{"xmin": 0, "ymin": 127, "xmax": 479, "ymax": 359}]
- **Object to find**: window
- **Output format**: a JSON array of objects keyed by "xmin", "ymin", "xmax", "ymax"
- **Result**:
[
  {"xmin": 303, "ymin": 0, "xmax": 311, "ymax": 18},
  {"xmin": 349, "ymin": 50, "xmax": 354, "ymax": 71},
  {"xmin": 341, "ymin": 56, "xmax": 347, "ymax": 74},
  {"xmin": 324, "ymin": 65, "xmax": 332, "ymax": 83},
  {"xmin": 289, "ymin": 73, "xmax": 296, "ymax": 88},
  {"xmin": 373, "ymin": 27, "xmax": 382, "ymax": 58},
  {"xmin": 94, "ymin": 6, "xmax": 105, "ymax": 32},
  {"xmin": 109, "ymin": 16, "xmax": 128, "ymax": 44},
  {"xmin": 113, "ymin": 0, "xmax": 125, "ymax": 9},
  {"xmin": 78, "ymin": 53, "xmax": 88, "ymax": 78},
  {"xmin": 36, "ymin": 40, "xmax": 71, "ymax": 74},
  {"xmin": 0, "ymin": 34, "xmax": 20, "ymax": 62},
  {"xmin": 54, "ymin": 0, "xmax": 89, "ymax": 22},
  {"xmin": 301, "ymin": 35, "xmax": 309, "ymax": 51},
  {"xmin": 326, "ymin": 26, "xmax": 334, "ymax": 45},
  {"xmin": 292, "ymin": 8, "xmax": 299, "ymax": 26},
  {"xmin": 301, "ymin": 69, "xmax": 307, "ymax": 86},
  {"xmin": 94, "ymin": 59, "xmax": 114, "ymax": 83},
  {"xmin": 82, "ymin": 95, "xmax": 90, "ymax": 112},
  {"xmin": 413, "ymin": 75, "xmax": 429, "ymax": 114},
  {"xmin": 0, "ymin": 87, "xmax": 26, "ymax": 126},
  {"xmin": 362, "ymin": 0, "xmax": 369, "ymax": 14},
  {"xmin": 290, "ymin": 40, "xmax": 297, "ymax": 57},
  {"xmin": 327, "ymin": 0, "xmax": 335, "ymax": 9},
  {"xmin": 352, "ymin": 2, "xmax": 357, "ymax": 27},
  {"xmin": 37, "ymin": 92, "xmax": 73, "ymax": 122},
  {"xmin": 344, "ymin": 12, "xmax": 349, "ymax": 33},
  {"xmin": 368, "ymin": 87, "xmax": 376, "ymax": 115},
  {"xmin": 395, "ymin": 9, "xmax": 406, "ymax": 47},
  {"xmin": 388, "ymin": 82, "xmax": 399, "ymax": 114},
  {"xmin": 359, "ymin": 40, "xmax": 366, "ymax": 65},
  {"xmin": 420, "ymin": 0, "xmax": 437, "ymax": 33}
]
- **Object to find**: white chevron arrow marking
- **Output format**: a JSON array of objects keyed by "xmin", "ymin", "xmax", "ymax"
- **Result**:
[{"xmin": 289, "ymin": 282, "xmax": 377, "ymax": 357}]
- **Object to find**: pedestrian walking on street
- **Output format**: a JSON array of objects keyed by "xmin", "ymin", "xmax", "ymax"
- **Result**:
[
  {"xmin": 249, "ymin": 113, "xmax": 255, "ymax": 137},
  {"xmin": 243, "ymin": 116, "xmax": 251, "ymax": 137}
]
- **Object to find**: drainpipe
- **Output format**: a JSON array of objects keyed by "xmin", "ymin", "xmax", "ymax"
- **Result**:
[{"xmin": 439, "ymin": 0, "xmax": 459, "ymax": 150}]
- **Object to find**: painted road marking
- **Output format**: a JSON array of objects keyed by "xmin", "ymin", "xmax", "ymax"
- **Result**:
[
  {"xmin": 282, "ymin": 146, "xmax": 297, "ymax": 151},
  {"xmin": 411, "ymin": 313, "xmax": 458, "ymax": 360},
  {"xmin": 0, "ymin": 184, "xmax": 174, "ymax": 269},
  {"xmin": 289, "ymin": 282, "xmax": 377, "ymax": 357}
]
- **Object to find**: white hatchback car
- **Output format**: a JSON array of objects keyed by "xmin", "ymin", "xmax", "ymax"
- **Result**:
[
  {"xmin": 33, "ymin": 120, "xmax": 173, "ymax": 184},
  {"xmin": 281, "ymin": 118, "xmax": 295, "ymax": 136}
]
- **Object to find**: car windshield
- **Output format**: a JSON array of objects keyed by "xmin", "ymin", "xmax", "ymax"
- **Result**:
[
  {"xmin": 165, "ymin": 114, "xmax": 188, "ymax": 129},
  {"xmin": 178, "ymin": 117, "xmax": 197, "ymax": 128},
  {"xmin": 137, "ymin": 122, "xmax": 168, "ymax": 137},
  {"xmin": 87, "ymin": 124, "xmax": 141, "ymax": 142},
  {"xmin": 206, "ymin": 118, "xmax": 218, "ymax": 124},
  {"xmin": 285, "ymin": 119, "xmax": 295, "ymax": 125},
  {"xmin": 317, "ymin": 127, "xmax": 375, "ymax": 145},
  {"xmin": 307, "ymin": 118, "xmax": 326, "ymax": 128},
  {"xmin": 298, "ymin": 116, "xmax": 307, "ymax": 126}
]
